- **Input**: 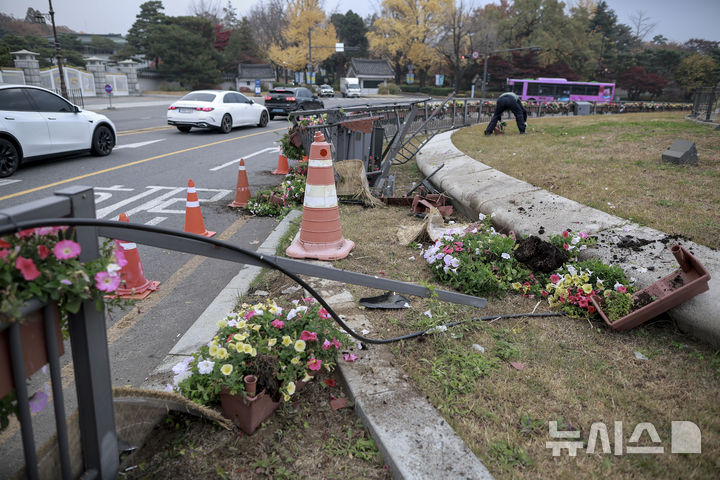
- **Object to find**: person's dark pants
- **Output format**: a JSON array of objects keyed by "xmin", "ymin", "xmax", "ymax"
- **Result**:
[{"xmin": 485, "ymin": 96, "xmax": 526, "ymax": 134}]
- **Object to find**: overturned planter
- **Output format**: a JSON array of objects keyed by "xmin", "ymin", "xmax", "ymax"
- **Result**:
[
  {"xmin": 219, "ymin": 387, "xmax": 280, "ymax": 435},
  {"xmin": 592, "ymin": 245, "xmax": 711, "ymax": 331}
]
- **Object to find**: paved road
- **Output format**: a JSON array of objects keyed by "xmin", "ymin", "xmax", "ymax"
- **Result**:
[{"xmin": 0, "ymin": 93, "xmax": 416, "ymax": 475}]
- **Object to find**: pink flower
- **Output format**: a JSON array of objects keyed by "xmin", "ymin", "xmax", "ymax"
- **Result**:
[
  {"xmin": 95, "ymin": 271, "xmax": 120, "ymax": 292},
  {"xmin": 17, "ymin": 228, "xmax": 37, "ymax": 238},
  {"xmin": 617, "ymin": 285, "xmax": 627, "ymax": 293},
  {"xmin": 302, "ymin": 297, "xmax": 316, "ymax": 304},
  {"xmin": 113, "ymin": 245, "xmax": 128, "ymax": 267},
  {"xmin": 307, "ymin": 358, "xmax": 322, "ymax": 371},
  {"xmin": 60, "ymin": 279, "xmax": 72, "ymax": 285},
  {"xmin": 300, "ymin": 330, "xmax": 318, "ymax": 341},
  {"xmin": 550, "ymin": 274, "xmax": 561, "ymax": 284},
  {"xmin": 37, "ymin": 244, "xmax": 50, "ymax": 259},
  {"xmin": 271, "ymin": 319, "xmax": 284, "ymax": 329},
  {"xmin": 53, "ymin": 240, "xmax": 81, "ymax": 260},
  {"xmin": 0, "ymin": 238, "xmax": 11, "ymax": 248},
  {"xmin": 318, "ymin": 308, "xmax": 330, "ymax": 319},
  {"xmin": 579, "ymin": 232, "xmax": 589, "ymax": 239},
  {"xmin": 332, "ymin": 338, "xmax": 341, "ymax": 349},
  {"xmin": 0, "ymin": 249, "xmax": 9, "ymax": 261},
  {"xmin": 244, "ymin": 310, "xmax": 257, "ymax": 320},
  {"xmin": 563, "ymin": 243, "xmax": 570, "ymax": 250},
  {"xmin": 322, "ymin": 339, "xmax": 332, "ymax": 350},
  {"xmin": 16, "ymin": 256, "xmax": 41, "ymax": 281},
  {"xmin": 562, "ymin": 230, "xmax": 569, "ymax": 238},
  {"xmin": 324, "ymin": 378, "xmax": 335, "ymax": 387},
  {"xmin": 343, "ymin": 353, "xmax": 358, "ymax": 363}
]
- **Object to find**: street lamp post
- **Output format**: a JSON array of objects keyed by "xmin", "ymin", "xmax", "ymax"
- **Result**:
[
  {"xmin": 479, "ymin": 34, "xmax": 540, "ymax": 100},
  {"xmin": 35, "ymin": 0, "xmax": 67, "ymax": 99}
]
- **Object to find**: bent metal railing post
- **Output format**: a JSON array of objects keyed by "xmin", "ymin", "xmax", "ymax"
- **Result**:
[
  {"xmin": 1, "ymin": 185, "xmax": 488, "ymax": 478},
  {"xmin": 0, "ymin": 186, "xmax": 118, "ymax": 480}
]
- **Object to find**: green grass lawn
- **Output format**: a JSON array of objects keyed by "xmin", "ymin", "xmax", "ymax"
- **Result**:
[{"xmin": 452, "ymin": 112, "xmax": 720, "ymax": 250}]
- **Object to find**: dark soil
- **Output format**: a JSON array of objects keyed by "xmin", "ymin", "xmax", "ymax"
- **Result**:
[
  {"xmin": 633, "ymin": 291, "xmax": 655, "ymax": 310},
  {"xmin": 669, "ymin": 273, "xmax": 685, "ymax": 290},
  {"xmin": 617, "ymin": 235, "xmax": 654, "ymax": 251},
  {"xmin": 514, "ymin": 235, "xmax": 569, "ymax": 273}
]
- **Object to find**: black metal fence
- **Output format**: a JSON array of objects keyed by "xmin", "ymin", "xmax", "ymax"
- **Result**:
[
  {"xmin": 55, "ymin": 88, "xmax": 84, "ymax": 108},
  {"xmin": 691, "ymin": 86, "xmax": 718, "ymax": 122}
]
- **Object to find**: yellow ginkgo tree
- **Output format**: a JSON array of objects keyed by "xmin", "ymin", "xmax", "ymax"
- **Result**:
[
  {"xmin": 267, "ymin": 0, "xmax": 338, "ymax": 74},
  {"xmin": 368, "ymin": 0, "xmax": 445, "ymax": 85}
]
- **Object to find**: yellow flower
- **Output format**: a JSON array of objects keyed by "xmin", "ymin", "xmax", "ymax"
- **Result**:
[
  {"xmin": 236, "ymin": 320, "xmax": 247, "ymax": 329},
  {"xmin": 243, "ymin": 344, "xmax": 253, "ymax": 354},
  {"xmin": 217, "ymin": 347, "xmax": 229, "ymax": 360},
  {"xmin": 581, "ymin": 284, "xmax": 593, "ymax": 294},
  {"xmin": 294, "ymin": 339, "xmax": 306, "ymax": 352},
  {"xmin": 283, "ymin": 392, "xmax": 290, "ymax": 401},
  {"xmin": 227, "ymin": 343, "xmax": 237, "ymax": 352},
  {"xmin": 302, "ymin": 373, "xmax": 312, "ymax": 382},
  {"xmin": 253, "ymin": 324, "xmax": 261, "ymax": 332},
  {"xmin": 220, "ymin": 364, "xmax": 233, "ymax": 376},
  {"xmin": 291, "ymin": 357, "xmax": 300, "ymax": 365},
  {"xmin": 250, "ymin": 347, "xmax": 257, "ymax": 357},
  {"xmin": 234, "ymin": 333, "xmax": 247, "ymax": 341},
  {"xmin": 282, "ymin": 336, "xmax": 292, "ymax": 346},
  {"xmin": 581, "ymin": 273, "xmax": 590, "ymax": 282},
  {"xmin": 511, "ymin": 282, "xmax": 522, "ymax": 290},
  {"xmin": 604, "ymin": 289, "xmax": 612, "ymax": 298},
  {"xmin": 217, "ymin": 319, "xmax": 227, "ymax": 328},
  {"xmin": 209, "ymin": 345, "xmax": 219, "ymax": 357},
  {"xmin": 286, "ymin": 381, "xmax": 296, "ymax": 395},
  {"xmin": 268, "ymin": 338, "xmax": 277, "ymax": 347}
]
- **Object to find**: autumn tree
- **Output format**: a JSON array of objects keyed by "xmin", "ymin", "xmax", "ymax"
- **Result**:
[
  {"xmin": 617, "ymin": 66, "xmax": 667, "ymax": 99},
  {"xmin": 435, "ymin": 0, "xmax": 473, "ymax": 90},
  {"xmin": 323, "ymin": 10, "xmax": 369, "ymax": 82},
  {"xmin": 368, "ymin": 0, "xmax": 443, "ymax": 86},
  {"xmin": 266, "ymin": 0, "xmax": 337, "ymax": 76},
  {"xmin": 675, "ymin": 53, "xmax": 718, "ymax": 95}
]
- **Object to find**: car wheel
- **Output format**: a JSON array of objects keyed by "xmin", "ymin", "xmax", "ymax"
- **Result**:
[
  {"xmin": 177, "ymin": 125, "xmax": 192, "ymax": 133},
  {"xmin": 219, "ymin": 114, "xmax": 232, "ymax": 134},
  {"xmin": 257, "ymin": 111, "xmax": 269, "ymax": 127},
  {"xmin": 0, "ymin": 138, "xmax": 20, "ymax": 178},
  {"xmin": 91, "ymin": 125, "xmax": 115, "ymax": 156}
]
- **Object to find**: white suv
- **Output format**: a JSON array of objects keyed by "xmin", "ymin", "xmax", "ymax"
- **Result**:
[{"xmin": 0, "ymin": 84, "xmax": 116, "ymax": 177}]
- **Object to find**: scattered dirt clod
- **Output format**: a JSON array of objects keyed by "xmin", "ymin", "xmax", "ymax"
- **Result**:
[{"xmin": 514, "ymin": 235, "xmax": 569, "ymax": 273}]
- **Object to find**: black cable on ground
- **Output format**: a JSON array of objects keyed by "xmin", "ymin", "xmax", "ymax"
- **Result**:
[{"xmin": 0, "ymin": 218, "xmax": 562, "ymax": 345}]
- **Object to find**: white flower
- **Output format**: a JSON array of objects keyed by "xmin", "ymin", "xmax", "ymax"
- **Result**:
[
  {"xmin": 567, "ymin": 265, "xmax": 577, "ymax": 276},
  {"xmin": 478, "ymin": 213, "xmax": 486, "ymax": 221},
  {"xmin": 424, "ymin": 310, "xmax": 433, "ymax": 318},
  {"xmin": 173, "ymin": 370, "xmax": 191, "ymax": 385},
  {"xmin": 106, "ymin": 263, "xmax": 121, "ymax": 276},
  {"xmin": 286, "ymin": 308, "xmax": 297, "ymax": 320},
  {"xmin": 614, "ymin": 282, "xmax": 624, "ymax": 291},
  {"xmin": 409, "ymin": 256, "xmax": 416, "ymax": 261},
  {"xmin": 501, "ymin": 252, "xmax": 511, "ymax": 260},
  {"xmin": 571, "ymin": 236, "xmax": 581, "ymax": 245},
  {"xmin": 578, "ymin": 245, "xmax": 587, "ymax": 251},
  {"xmin": 428, "ymin": 325, "xmax": 448, "ymax": 333},
  {"xmin": 491, "ymin": 212, "xmax": 496, "ymax": 218},
  {"xmin": 172, "ymin": 358, "xmax": 191, "ymax": 374},
  {"xmin": 198, "ymin": 360, "xmax": 214, "ymax": 374},
  {"xmin": 164, "ymin": 384, "xmax": 174, "ymax": 393}
]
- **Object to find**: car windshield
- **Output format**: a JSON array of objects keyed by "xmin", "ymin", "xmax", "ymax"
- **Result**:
[{"xmin": 180, "ymin": 92, "xmax": 216, "ymax": 102}]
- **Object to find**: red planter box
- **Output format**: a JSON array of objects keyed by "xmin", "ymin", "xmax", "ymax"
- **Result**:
[
  {"xmin": 592, "ymin": 245, "xmax": 711, "ymax": 331},
  {"xmin": 0, "ymin": 306, "xmax": 64, "ymax": 399}
]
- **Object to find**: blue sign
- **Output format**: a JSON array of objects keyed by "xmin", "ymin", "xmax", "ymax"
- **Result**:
[
  {"xmin": 104, "ymin": 84, "xmax": 113, "ymax": 94},
  {"xmin": 255, "ymin": 79, "xmax": 261, "ymax": 95}
]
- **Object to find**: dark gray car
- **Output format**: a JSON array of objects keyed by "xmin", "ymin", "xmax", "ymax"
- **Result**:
[{"xmin": 263, "ymin": 87, "xmax": 324, "ymax": 119}]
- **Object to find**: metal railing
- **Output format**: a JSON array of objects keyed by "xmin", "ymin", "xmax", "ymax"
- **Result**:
[
  {"xmin": 56, "ymin": 88, "xmax": 84, "ymax": 108},
  {"xmin": 691, "ymin": 86, "xmax": 718, "ymax": 122},
  {"xmin": 0, "ymin": 185, "xmax": 488, "ymax": 479}
]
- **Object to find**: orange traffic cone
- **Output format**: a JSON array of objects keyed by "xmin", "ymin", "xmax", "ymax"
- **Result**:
[
  {"xmin": 184, "ymin": 178, "xmax": 216, "ymax": 237},
  {"xmin": 272, "ymin": 153, "xmax": 290, "ymax": 175},
  {"xmin": 286, "ymin": 131, "xmax": 354, "ymax": 261},
  {"xmin": 229, "ymin": 159, "xmax": 251, "ymax": 207},
  {"xmin": 112, "ymin": 213, "xmax": 160, "ymax": 299}
]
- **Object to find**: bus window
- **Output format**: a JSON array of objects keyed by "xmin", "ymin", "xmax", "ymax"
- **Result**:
[
  {"xmin": 570, "ymin": 85, "xmax": 586, "ymax": 95},
  {"xmin": 527, "ymin": 83, "xmax": 539, "ymax": 96},
  {"xmin": 511, "ymin": 83, "xmax": 524, "ymax": 94}
]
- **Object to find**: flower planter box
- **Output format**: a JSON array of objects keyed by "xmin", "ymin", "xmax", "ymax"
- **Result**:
[
  {"xmin": 219, "ymin": 387, "xmax": 280, "ymax": 435},
  {"xmin": 0, "ymin": 305, "xmax": 64, "ymax": 399},
  {"xmin": 591, "ymin": 245, "xmax": 711, "ymax": 331}
]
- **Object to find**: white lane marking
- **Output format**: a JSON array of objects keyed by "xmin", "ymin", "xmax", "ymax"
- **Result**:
[
  {"xmin": 0, "ymin": 179, "xmax": 21, "ymax": 187},
  {"xmin": 97, "ymin": 185, "xmax": 134, "ymax": 191},
  {"xmin": 94, "ymin": 186, "xmax": 136, "ymax": 204},
  {"xmin": 145, "ymin": 216, "xmax": 167, "ymax": 226},
  {"xmin": 96, "ymin": 186, "xmax": 173, "ymax": 219},
  {"xmin": 209, "ymin": 147, "xmax": 280, "ymax": 171},
  {"xmin": 115, "ymin": 139, "xmax": 165, "ymax": 150},
  {"xmin": 149, "ymin": 188, "xmax": 231, "ymax": 214}
]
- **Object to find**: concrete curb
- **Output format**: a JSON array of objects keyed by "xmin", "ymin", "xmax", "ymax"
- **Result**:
[
  {"xmin": 142, "ymin": 205, "xmax": 495, "ymax": 479},
  {"xmin": 417, "ymin": 130, "xmax": 720, "ymax": 347}
]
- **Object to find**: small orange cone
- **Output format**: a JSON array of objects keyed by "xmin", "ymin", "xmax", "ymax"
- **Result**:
[
  {"xmin": 184, "ymin": 178, "xmax": 216, "ymax": 237},
  {"xmin": 286, "ymin": 131, "xmax": 354, "ymax": 261},
  {"xmin": 272, "ymin": 153, "xmax": 290, "ymax": 175},
  {"xmin": 229, "ymin": 159, "xmax": 252, "ymax": 207},
  {"xmin": 112, "ymin": 213, "xmax": 160, "ymax": 299}
]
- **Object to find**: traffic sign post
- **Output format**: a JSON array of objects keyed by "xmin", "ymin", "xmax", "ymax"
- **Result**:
[{"xmin": 105, "ymin": 83, "xmax": 113, "ymax": 109}]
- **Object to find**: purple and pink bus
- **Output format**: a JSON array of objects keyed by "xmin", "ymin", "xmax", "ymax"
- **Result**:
[{"xmin": 507, "ymin": 77, "xmax": 615, "ymax": 103}]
